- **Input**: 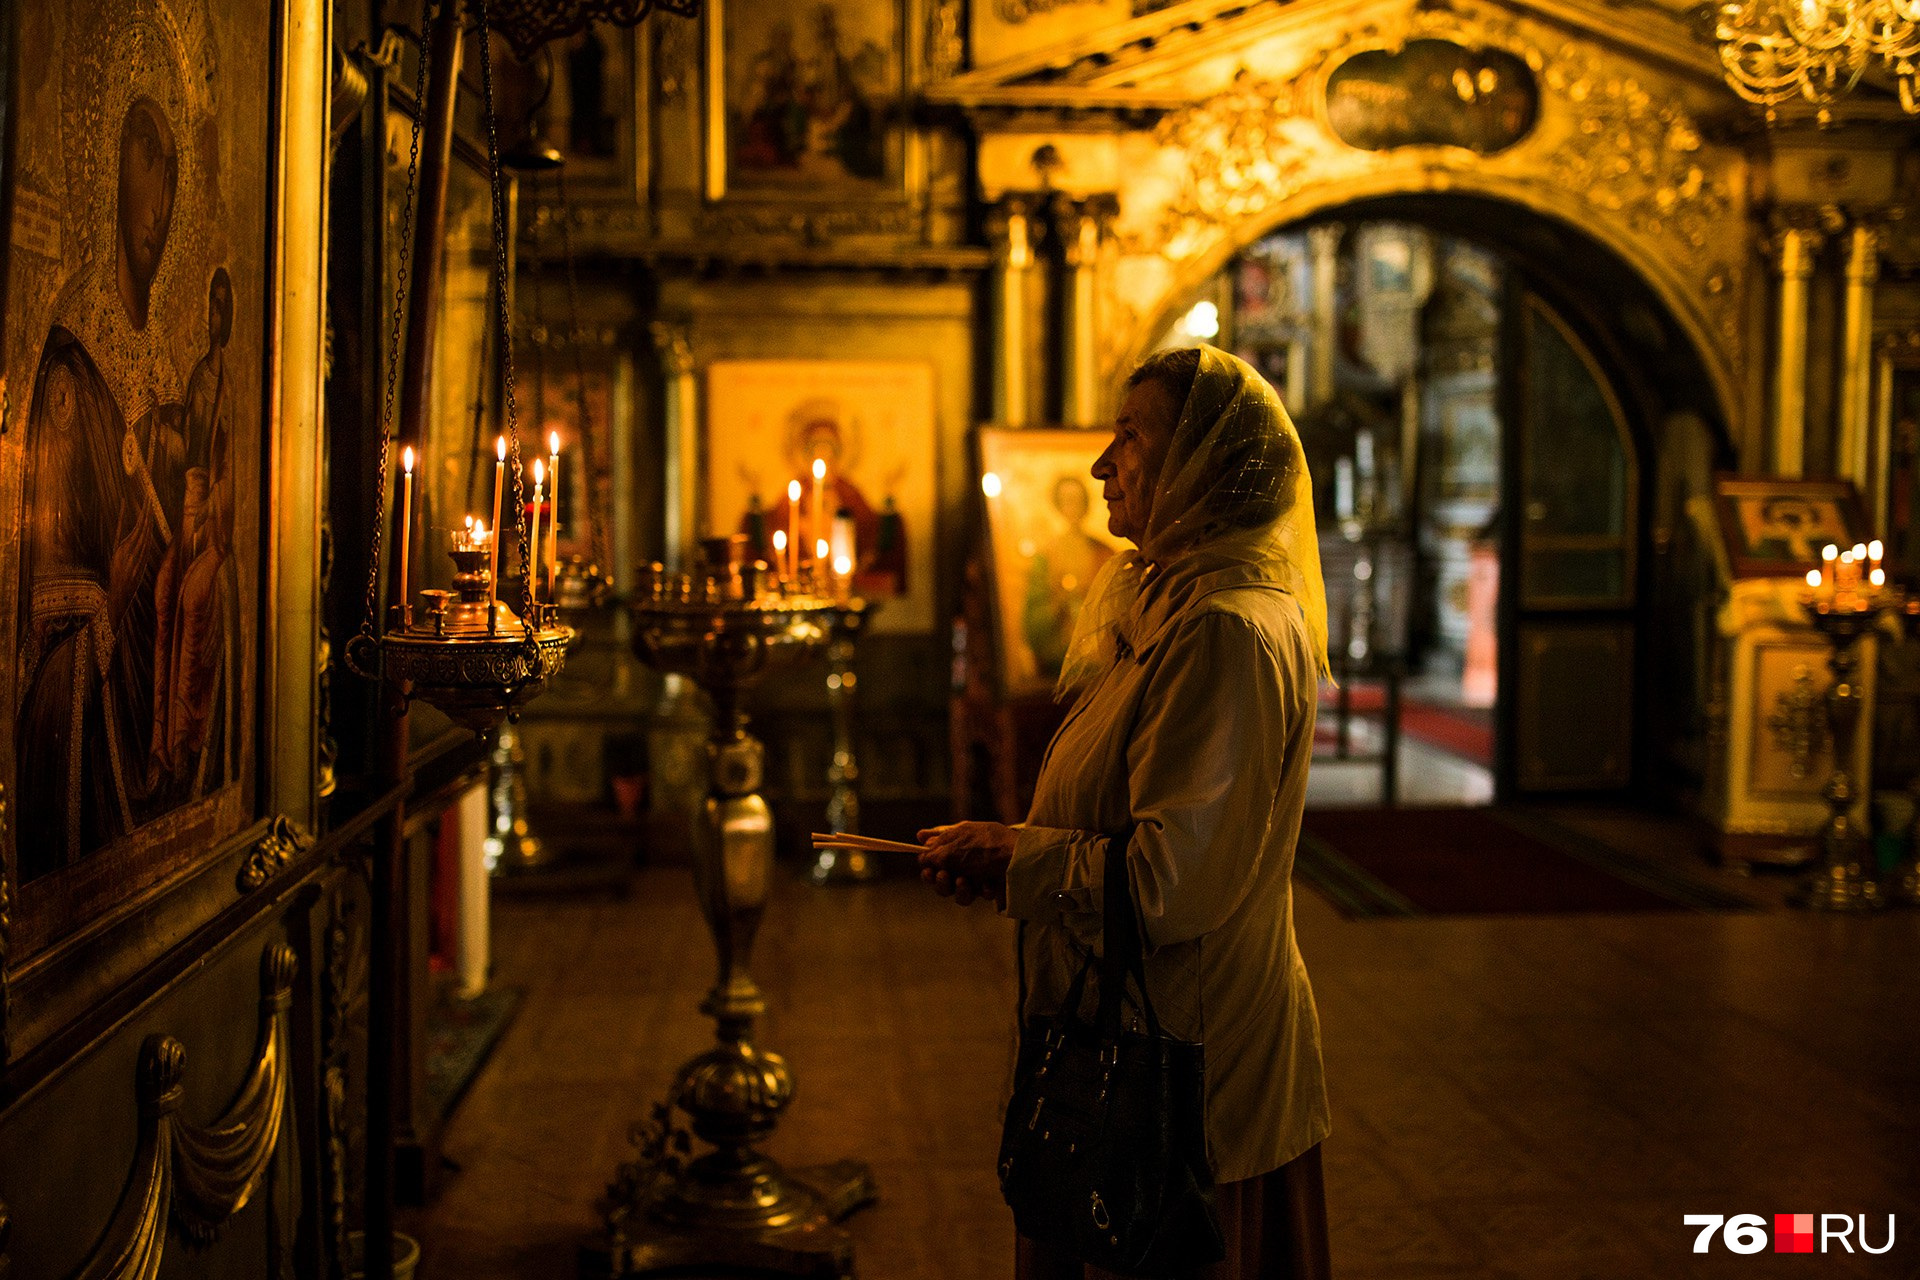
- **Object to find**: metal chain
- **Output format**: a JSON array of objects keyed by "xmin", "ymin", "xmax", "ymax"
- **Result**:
[
  {"xmin": 555, "ymin": 164, "xmax": 608, "ymax": 579},
  {"xmin": 356, "ymin": 0, "xmax": 433, "ymax": 648},
  {"xmin": 474, "ymin": 0, "xmax": 537, "ymax": 645}
]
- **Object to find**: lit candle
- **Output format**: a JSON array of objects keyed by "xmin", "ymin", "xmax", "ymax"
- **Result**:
[
  {"xmin": 488, "ymin": 436, "xmax": 506, "ymax": 631},
  {"xmin": 1869, "ymin": 539, "xmax": 1884, "ymax": 577},
  {"xmin": 548, "ymin": 430, "xmax": 562, "ymax": 606},
  {"xmin": 811, "ymin": 458, "xmax": 827, "ymax": 561},
  {"xmin": 816, "ymin": 537, "xmax": 830, "ymax": 563},
  {"xmin": 529, "ymin": 458, "xmax": 546, "ymax": 608},
  {"xmin": 1871, "ymin": 567, "xmax": 1886, "ymax": 588},
  {"xmin": 1807, "ymin": 568, "xmax": 1822, "ymax": 590},
  {"xmin": 399, "ymin": 445, "xmax": 415, "ymax": 626},
  {"xmin": 787, "ymin": 479, "xmax": 802, "ymax": 578},
  {"xmin": 771, "ymin": 529, "xmax": 789, "ymax": 581}
]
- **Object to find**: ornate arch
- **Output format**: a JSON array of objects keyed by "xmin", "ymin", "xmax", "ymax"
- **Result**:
[{"xmin": 1097, "ymin": 3, "xmax": 1752, "ymax": 431}]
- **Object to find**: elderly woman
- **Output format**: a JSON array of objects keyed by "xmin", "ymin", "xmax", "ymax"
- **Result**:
[{"xmin": 920, "ymin": 345, "xmax": 1332, "ymax": 1280}]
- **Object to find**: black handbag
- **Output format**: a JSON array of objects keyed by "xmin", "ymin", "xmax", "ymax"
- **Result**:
[{"xmin": 998, "ymin": 833, "xmax": 1225, "ymax": 1276}]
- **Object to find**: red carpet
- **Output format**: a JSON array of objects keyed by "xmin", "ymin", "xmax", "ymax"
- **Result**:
[
  {"xmin": 1295, "ymin": 807, "xmax": 1755, "ymax": 917},
  {"xmin": 1316, "ymin": 684, "xmax": 1494, "ymax": 765}
]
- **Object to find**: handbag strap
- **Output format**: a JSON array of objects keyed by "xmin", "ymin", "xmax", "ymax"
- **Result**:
[{"xmin": 1095, "ymin": 827, "xmax": 1163, "ymax": 1041}]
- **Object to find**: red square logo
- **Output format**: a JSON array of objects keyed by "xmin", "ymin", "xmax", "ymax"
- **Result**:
[{"xmin": 1775, "ymin": 1214, "xmax": 1815, "ymax": 1253}]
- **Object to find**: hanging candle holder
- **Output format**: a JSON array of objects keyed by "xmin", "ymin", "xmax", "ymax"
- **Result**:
[{"xmin": 344, "ymin": 0, "xmax": 572, "ymax": 737}]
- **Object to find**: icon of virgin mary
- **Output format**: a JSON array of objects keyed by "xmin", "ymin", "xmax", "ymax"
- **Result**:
[{"xmin": 13, "ymin": 14, "xmax": 232, "ymax": 879}]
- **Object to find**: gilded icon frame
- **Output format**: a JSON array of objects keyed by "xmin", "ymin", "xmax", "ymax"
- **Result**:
[{"xmin": 0, "ymin": 0, "xmax": 327, "ymax": 1061}]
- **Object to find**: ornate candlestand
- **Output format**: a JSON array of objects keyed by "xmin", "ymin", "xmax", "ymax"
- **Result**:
[
  {"xmin": 1796, "ymin": 592, "xmax": 1895, "ymax": 911},
  {"xmin": 810, "ymin": 601, "xmax": 878, "ymax": 885},
  {"xmin": 586, "ymin": 542, "xmax": 875, "ymax": 1278}
]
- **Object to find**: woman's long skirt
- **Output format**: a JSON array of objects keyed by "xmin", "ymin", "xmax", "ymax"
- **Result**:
[{"xmin": 1013, "ymin": 1143, "xmax": 1331, "ymax": 1280}]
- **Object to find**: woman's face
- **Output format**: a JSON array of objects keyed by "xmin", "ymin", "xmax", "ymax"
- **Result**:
[{"xmin": 1093, "ymin": 380, "xmax": 1180, "ymax": 545}]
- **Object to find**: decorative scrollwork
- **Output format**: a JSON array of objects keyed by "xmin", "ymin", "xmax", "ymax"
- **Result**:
[
  {"xmin": 1768, "ymin": 663, "xmax": 1829, "ymax": 778},
  {"xmin": 67, "ymin": 943, "xmax": 297, "ymax": 1280},
  {"xmin": 484, "ymin": 0, "xmax": 701, "ymax": 59},
  {"xmin": 237, "ymin": 816, "xmax": 315, "ymax": 894}
]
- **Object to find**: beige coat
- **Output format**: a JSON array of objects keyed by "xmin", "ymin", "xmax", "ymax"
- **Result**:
[{"xmin": 1003, "ymin": 560, "xmax": 1330, "ymax": 1183}]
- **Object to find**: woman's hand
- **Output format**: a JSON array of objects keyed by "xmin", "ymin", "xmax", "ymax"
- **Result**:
[{"xmin": 917, "ymin": 821, "xmax": 1016, "ymax": 908}]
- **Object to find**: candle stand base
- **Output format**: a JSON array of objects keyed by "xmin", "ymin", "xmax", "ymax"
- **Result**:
[
  {"xmin": 1794, "ymin": 852, "xmax": 1883, "ymax": 911},
  {"xmin": 583, "ymin": 1158, "xmax": 874, "ymax": 1279}
]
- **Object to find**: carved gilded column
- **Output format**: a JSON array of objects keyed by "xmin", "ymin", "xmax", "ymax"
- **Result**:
[
  {"xmin": 1058, "ymin": 195, "xmax": 1115, "ymax": 426},
  {"xmin": 1837, "ymin": 221, "xmax": 1879, "ymax": 494},
  {"xmin": 1770, "ymin": 219, "xmax": 1822, "ymax": 478},
  {"xmin": 988, "ymin": 196, "xmax": 1035, "ymax": 426},
  {"xmin": 651, "ymin": 320, "xmax": 698, "ymax": 568},
  {"xmin": 1307, "ymin": 224, "xmax": 1341, "ymax": 410}
]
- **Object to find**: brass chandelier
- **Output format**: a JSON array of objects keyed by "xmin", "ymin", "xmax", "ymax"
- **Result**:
[{"xmin": 1717, "ymin": 0, "xmax": 1920, "ymax": 115}]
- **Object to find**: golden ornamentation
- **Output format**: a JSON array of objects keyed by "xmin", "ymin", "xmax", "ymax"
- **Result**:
[
  {"xmin": 67, "ymin": 943, "xmax": 297, "ymax": 1280},
  {"xmin": 236, "ymin": 815, "xmax": 314, "ymax": 893},
  {"xmin": 1716, "ymin": 0, "xmax": 1919, "ymax": 117},
  {"xmin": 1766, "ymin": 663, "xmax": 1827, "ymax": 777},
  {"xmin": 929, "ymin": 0, "xmax": 965, "ymax": 79},
  {"xmin": 1539, "ymin": 47, "xmax": 1743, "ymax": 345},
  {"xmin": 1129, "ymin": 5, "xmax": 1748, "ymax": 376},
  {"xmin": 993, "ymin": 0, "xmax": 1101, "ymax": 21},
  {"xmin": 1150, "ymin": 68, "xmax": 1315, "ymax": 262}
]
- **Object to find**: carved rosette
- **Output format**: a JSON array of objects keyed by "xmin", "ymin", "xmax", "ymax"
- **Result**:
[{"xmin": 237, "ymin": 816, "xmax": 314, "ymax": 893}]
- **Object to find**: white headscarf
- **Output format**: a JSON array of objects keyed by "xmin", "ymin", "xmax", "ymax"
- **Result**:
[{"xmin": 1057, "ymin": 344, "xmax": 1329, "ymax": 696}]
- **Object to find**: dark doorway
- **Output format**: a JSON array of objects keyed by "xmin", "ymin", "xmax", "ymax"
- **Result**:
[{"xmin": 1151, "ymin": 194, "xmax": 1730, "ymax": 807}]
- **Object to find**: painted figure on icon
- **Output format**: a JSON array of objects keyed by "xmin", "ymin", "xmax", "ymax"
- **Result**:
[
  {"xmin": 1022, "ymin": 475, "xmax": 1114, "ymax": 680},
  {"xmin": 13, "ymin": 68, "xmax": 238, "ymax": 878}
]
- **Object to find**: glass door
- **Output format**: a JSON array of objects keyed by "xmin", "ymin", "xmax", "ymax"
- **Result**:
[{"xmin": 1501, "ymin": 292, "xmax": 1639, "ymax": 794}]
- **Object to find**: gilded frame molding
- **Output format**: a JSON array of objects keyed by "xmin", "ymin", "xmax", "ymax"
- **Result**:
[{"xmin": 698, "ymin": 0, "xmax": 930, "ymax": 229}]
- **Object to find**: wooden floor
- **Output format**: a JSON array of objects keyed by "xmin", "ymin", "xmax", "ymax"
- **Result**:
[{"xmin": 415, "ymin": 837, "xmax": 1920, "ymax": 1279}]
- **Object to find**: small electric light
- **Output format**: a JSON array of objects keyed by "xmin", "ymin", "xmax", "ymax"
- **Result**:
[{"xmin": 1183, "ymin": 299, "xmax": 1220, "ymax": 340}]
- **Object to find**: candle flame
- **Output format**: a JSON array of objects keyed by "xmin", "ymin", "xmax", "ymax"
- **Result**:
[
  {"xmin": 549, "ymin": 430, "xmax": 560, "ymax": 456},
  {"xmin": 1852, "ymin": 542, "xmax": 1867, "ymax": 560},
  {"xmin": 533, "ymin": 458, "xmax": 545, "ymax": 486},
  {"xmin": 1869, "ymin": 539, "xmax": 1884, "ymax": 559},
  {"xmin": 788, "ymin": 479, "xmax": 802, "ymax": 501},
  {"xmin": 1807, "ymin": 569, "xmax": 1822, "ymax": 588},
  {"xmin": 1871, "ymin": 568, "xmax": 1886, "ymax": 587},
  {"xmin": 982, "ymin": 472, "xmax": 1003, "ymax": 498},
  {"xmin": 1841, "ymin": 550, "xmax": 1854, "ymax": 564},
  {"xmin": 402, "ymin": 445, "xmax": 415, "ymax": 474},
  {"xmin": 834, "ymin": 555, "xmax": 852, "ymax": 576},
  {"xmin": 816, "ymin": 538, "xmax": 829, "ymax": 560},
  {"xmin": 496, "ymin": 436, "xmax": 507, "ymax": 462},
  {"xmin": 772, "ymin": 530, "xmax": 788, "ymax": 552},
  {"xmin": 812, "ymin": 458, "xmax": 826, "ymax": 481},
  {"xmin": 1824, "ymin": 544, "xmax": 1839, "ymax": 561}
]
